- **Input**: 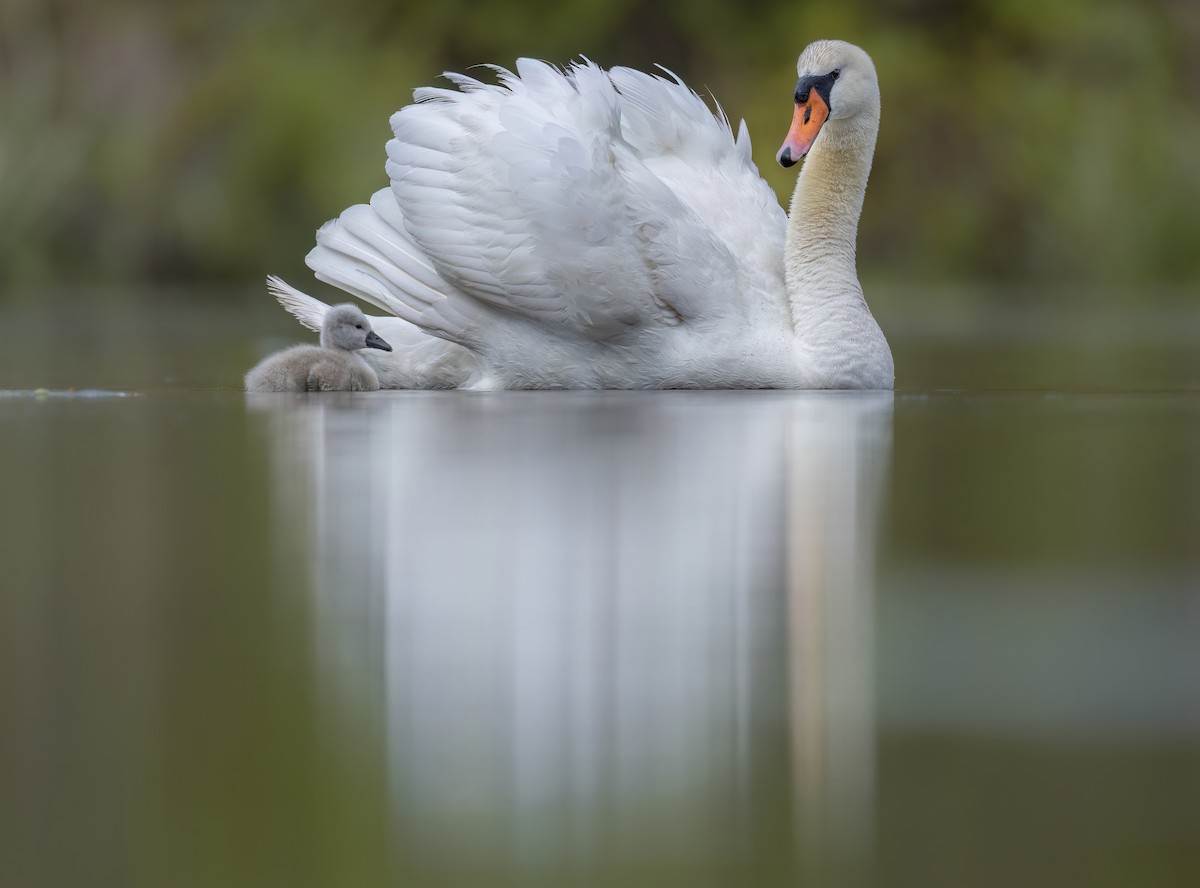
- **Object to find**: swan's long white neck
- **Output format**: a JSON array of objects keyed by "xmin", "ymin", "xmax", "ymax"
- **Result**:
[
  {"xmin": 785, "ymin": 111, "xmax": 877, "ymax": 315},
  {"xmin": 783, "ymin": 108, "xmax": 891, "ymax": 387}
]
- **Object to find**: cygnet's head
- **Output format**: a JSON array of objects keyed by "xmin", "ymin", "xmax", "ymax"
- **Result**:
[
  {"xmin": 777, "ymin": 39, "xmax": 879, "ymax": 167},
  {"xmin": 320, "ymin": 303, "xmax": 393, "ymax": 352}
]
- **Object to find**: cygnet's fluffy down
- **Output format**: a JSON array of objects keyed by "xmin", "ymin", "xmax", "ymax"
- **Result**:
[{"xmin": 245, "ymin": 303, "xmax": 393, "ymax": 392}]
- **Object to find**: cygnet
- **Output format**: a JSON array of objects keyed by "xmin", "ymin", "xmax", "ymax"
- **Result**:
[{"xmin": 245, "ymin": 303, "xmax": 393, "ymax": 392}]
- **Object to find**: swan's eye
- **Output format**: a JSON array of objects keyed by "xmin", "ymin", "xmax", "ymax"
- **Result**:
[
  {"xmin": 830, "ymin": 69, "xmax": 841, "ymax": 81},
  {"xmin": 356, "ymin": 324, "xmax": 363, "ymax": 329}
]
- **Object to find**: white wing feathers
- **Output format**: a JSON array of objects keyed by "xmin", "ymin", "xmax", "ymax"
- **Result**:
[
  {"xmin": 608, "ymin": 65, "xmax": 736, "ymax": 163},
  {"xmin": 267, "ymin": 274, "xmax": 325, "ymax": 333},
  {"xmin": 609, "ymin": 66, "xmax": 787, "ymax": 310},
  {"xmin": 304, "ymin": 189, "xmax": 484, "ymax": 345},
  {"xmin": 300, "ymin": 58, "xmax": 783, "ymax": 353},
  {"xmin": 389, "ymin": 59, "xmax": 659, "ymax": 340}
]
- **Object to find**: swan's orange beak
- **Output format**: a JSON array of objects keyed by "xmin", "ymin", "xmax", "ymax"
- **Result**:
[{"xmin": 777, "ymin": 90, "xmax": 829, "ymax": 168}]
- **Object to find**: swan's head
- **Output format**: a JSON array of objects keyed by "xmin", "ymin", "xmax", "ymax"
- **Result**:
[
  {"xmin": 777, "ymin": 40, "xmax": 879, "ymax": 168},
  {"xmin": 321, "ymin": 303, "xmax": 393, "ymax": 353}
]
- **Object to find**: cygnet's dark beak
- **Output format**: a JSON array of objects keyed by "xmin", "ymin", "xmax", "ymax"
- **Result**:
[{"xmin": 365, "ymin": 330, "xmax": 393, "ymax": 352}]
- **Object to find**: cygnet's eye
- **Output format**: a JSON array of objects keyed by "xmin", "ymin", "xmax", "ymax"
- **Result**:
[{"xmin": 356, "ymin": 324, "xmax": 363, "ymax": 329}]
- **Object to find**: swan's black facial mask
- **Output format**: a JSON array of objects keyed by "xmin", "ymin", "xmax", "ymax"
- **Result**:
[
  {"xmin": 794, "ymin": 72, "xmax": 837, "ymax": 111},
  {"xmin": 777, "ymin": 71, "xmax": 839, "ymax": 168}
]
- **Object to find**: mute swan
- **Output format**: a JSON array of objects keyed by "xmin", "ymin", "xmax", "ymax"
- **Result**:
[
  {"xmin": 268, "ymin": 39, "xmax": 893, "ymax": 390},
  {"xmin": 245, "ymin": 303, "xmax": 393, "ymax": 392}
]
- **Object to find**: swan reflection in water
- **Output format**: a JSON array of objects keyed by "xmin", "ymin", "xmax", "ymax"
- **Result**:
[{"xmin": 252, "ymin": 391, "xmax": 892, "ymax": 877}]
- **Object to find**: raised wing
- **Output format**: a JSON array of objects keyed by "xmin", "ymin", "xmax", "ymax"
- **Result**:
[
  {"xmin": 384, "ymin": 59, "xmax": 767, "ymax": 343},
  {"xmin": 304, "ymin": 59, "xmax": 785, "ymax": 355}
]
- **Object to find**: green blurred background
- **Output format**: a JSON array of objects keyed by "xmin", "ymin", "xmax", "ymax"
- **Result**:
[{"xmin": 3, "ymin": 0, "xmax": 1198, "ymax": 306}]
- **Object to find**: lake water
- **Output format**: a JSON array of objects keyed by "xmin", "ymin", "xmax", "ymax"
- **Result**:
[{"xmin": 1, "ymin": 298, "xmax": 1198, "ymax": 886}]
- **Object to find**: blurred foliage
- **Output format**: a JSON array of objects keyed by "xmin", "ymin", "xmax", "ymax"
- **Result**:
[{"xmin": 1, "ymin": 0, "xmax": 1199, "ymax": 301}]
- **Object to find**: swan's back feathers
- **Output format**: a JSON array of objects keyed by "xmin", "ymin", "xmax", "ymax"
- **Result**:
[{"xmin": 301, "ymin": 58, "xmax": 788, "ymax": 358}]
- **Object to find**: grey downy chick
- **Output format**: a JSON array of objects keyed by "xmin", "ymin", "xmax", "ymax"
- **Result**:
[{"xmin": 245, "ymin": 303, "xmax": 393, "ymax": 392}]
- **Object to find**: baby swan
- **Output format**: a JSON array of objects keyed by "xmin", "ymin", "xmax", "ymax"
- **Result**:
[{"xmin": 245, "ymin": 303, "xmax": 393, "ymax": 392}]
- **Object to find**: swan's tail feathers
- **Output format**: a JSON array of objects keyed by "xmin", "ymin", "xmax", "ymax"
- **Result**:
[
  {"xmin": 266, "ymin": 275, "xmax": 326, "ymax": 334},
  {"xmin": 304, "ymin": 188, "xmax": 482, "ymax": 346}
]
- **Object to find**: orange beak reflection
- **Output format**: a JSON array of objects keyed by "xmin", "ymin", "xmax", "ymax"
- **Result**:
[{"xmin": 776, "ymin": 90, "xmax": 830, "ymax": 168}]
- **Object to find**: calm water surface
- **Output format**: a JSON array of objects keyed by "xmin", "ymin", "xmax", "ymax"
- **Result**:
[{"xmin": 1, "ymin": 301, "xmax": 1198, "ymax": 887}]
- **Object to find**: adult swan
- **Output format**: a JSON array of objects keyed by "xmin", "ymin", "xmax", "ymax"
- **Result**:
[{"xmin": 267, "ymin": 40, "xmax": 894, "ymax": 390}]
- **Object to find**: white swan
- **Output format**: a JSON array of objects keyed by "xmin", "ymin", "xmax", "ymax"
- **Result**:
[
  {"xmin": 269, "ymin": 39, "xmax": 893, "ymax": 390},
  {"xmin": 245, "ymin": 303, "xmax": 393, "ymax": 392}
]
